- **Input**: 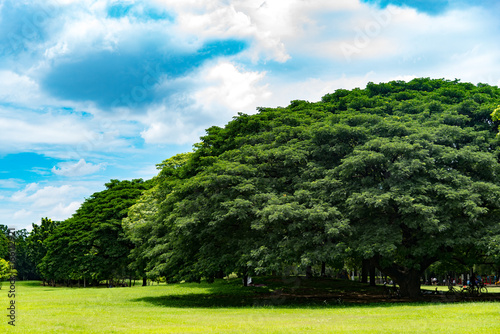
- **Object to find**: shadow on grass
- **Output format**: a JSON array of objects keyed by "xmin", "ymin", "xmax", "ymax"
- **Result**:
[
  {"xmin": 131, "ymin": 293, "xmax": 366, "ymax": 308},
  {"xmin": 130, "ymin": 277, "xmax": 427, "ymax": 309},
  {"xmin": 131, "ymin": 277, "xmax": 500, "ymax": 309},
  {"xmin": 4, "ymin": 280, "xmax": 41, "ymax": 288},
  {"xmin": 131, "ymin": 292, "xmax": 445, "ymax": 309}
]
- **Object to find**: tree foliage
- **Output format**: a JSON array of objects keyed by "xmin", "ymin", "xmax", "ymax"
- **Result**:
[
  {"xmin": 0, "ymin": 225, "xmax": 10, "ymax": 261},
  {"xmin": 125, "ymin": 78, "xmax": 500, "ymax": 297},
  {"xmin": 14, "ymin": 229, "xmax": 38, "ymax": 280},
  {"xmin": 26, "ymin": 218, "xmax": 58, "ymax": 282},
  {"xmin": 0, "ymin": 258, "xmax": 13, "ymax": 280},
  {"xmin": 39, "ymin": 180, "xmax": 150, "ymax": 284}
]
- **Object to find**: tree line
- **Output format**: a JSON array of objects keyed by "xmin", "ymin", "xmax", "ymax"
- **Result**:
[{"xmin": 6, "ymin": 78, "xmax": 500, "ymax": 298}]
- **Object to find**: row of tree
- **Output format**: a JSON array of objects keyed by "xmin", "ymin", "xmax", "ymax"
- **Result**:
[
  {"xmin": 24, "ymin": 180, "xmax": 150, "ymax": 286},
  {"xmin": 0, "ymin": 225, "xmax": 36, "ymax": 281},
  {"xmin": 7, "ymin": 78, "xmax": 500, "ymax": 298}
]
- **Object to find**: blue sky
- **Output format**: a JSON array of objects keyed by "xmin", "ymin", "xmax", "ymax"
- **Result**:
[{"xmin": 1, "ymin": 0, "xmax": 499, "ymax": 231}]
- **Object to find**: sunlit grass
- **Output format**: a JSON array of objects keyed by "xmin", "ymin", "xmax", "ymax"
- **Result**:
[
  {"xmin": 0, "ymin": 280, "xmax": 499, "ymax": 333},
  {"xmin": 420, "ymin": 284, "xmax": 500, "ymax": 293}
]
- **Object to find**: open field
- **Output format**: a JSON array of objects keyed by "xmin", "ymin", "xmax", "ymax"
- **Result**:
[{"xmin": 1, "ymin": 278, "xmax": 499, "ymax": 333}]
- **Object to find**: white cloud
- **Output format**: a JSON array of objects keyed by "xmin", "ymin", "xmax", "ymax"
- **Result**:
[
  {"xmin": 155, "ymin": 0, "xmax": 374, "ymax": 63},
  {"xmin": 140, "ymin": 106, "xmax": 207, "ymax": 145},
  {"xmin": 11, "ymin": 183, "xmax": 82, "ymax": 208},
  {"xmin": 13, "ymin": 209, "xmax": 32, "ymax": 219},
  {"xmin": 131, "ymin": 163, "xmax": 161, "ymax": 180},
  {"xmin": 0, "ymin": 115, "xmax": 88, "ymax": 145},
  {"xmin": 0, "ymin": 101, "xmax": 137, "ymax": 159},
  {"xmin": 194, "ymin": 61, "xmax": 270, "ymax": 113},
  {"xmin": 42, "ymin": 8, "xmax": 165, "ymax": 60},
  {"xmin": 155, "ymin": 0, "xmax": 291, "ymax": 62},
  {"xmin": 245, "ymin": 2, "xmax": 500, "ymax": 106},
  {"xmin": 160, "ymin": 0, "xmax": 365, "ymax": 62},
  {"xmin": 140, "ymin": 60, "xmax": 270, "ymax": 145},
  {"xmin": 0, "ymin": 70, "xmax": 41, "ymax": 105},
  {"xmin": 52, "ymin": 159, "xmax": 105, "ymax": 177},
  {"xmin": 149, "ymin": 0, "xmax": 500, "ymax": 101},
  {"xmin": 45, "ymin": 201, "xmax": 82, "ymax": 219},
  {"xmin": 262, "ymin": 73, "xmax": 379, "ymax": 108},
  {"xmin": 0, "ymin": 108, "xmax": 97, "ymax": 156},
  {"xmin": 0, "ymin": 179, "xmax": 24, "ymax": 189},
  {"xmin": 3, "ymin": 182, "xmax": 99, "ymax": 229},
  {"xmin": 282, "ymin": 5, "xmax": 472, "ymax": 62}
]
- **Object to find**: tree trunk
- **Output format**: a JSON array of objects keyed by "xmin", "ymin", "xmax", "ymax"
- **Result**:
[
  {"xmin": 321, "ymin": 262, "xmax": 326, "ymax": 277},
  {"xmin": 395, "ymin": 269, "xmax": 422, "ymax": 299},
  {"xmin": 243, "ymin": 274, "xmax": 248, "ymax": 287},
  {"xmin": 215, "ymin": 270, "xmax": 224, "ymax": 279},
  {"xmin": 361, "ymin": 259, "xmax": 369, "ymax": 284},
  {"xmin": 374, "ymin": 254, "xmax": 437, "ymax": 299},
  {"xmin": 306, "ymin": 265, "xmax": 313, "ymax": 279},
  {"xmin": 369, "ymin": 261, "xmax": 376, "ymax": 286},
  {"xmin": 142, "ymin": 277, "xmax": 147, "ymax": 286}
]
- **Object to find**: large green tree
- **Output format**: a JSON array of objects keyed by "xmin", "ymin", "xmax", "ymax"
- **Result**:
[
  {"xmin": 129, "ymin": 78, "xmax": 500, "ymax": 298},
  {"xmin": 323, "ymin": 79, "xmax": 500, "ymax": 297},
  {"xmin": 130, "ymin": 106, "xmax": 349, "ymax": 283},
  {"xmin": 0, "ymin": 224, "xmax": 12, "ymax": 261},
  {"xmin": 335, "ymin": 125, "xmax": 500, "ymax": 297},
  {"xmin": 123, "ymin": 153, "xmax": 192, "ymax": 285}
]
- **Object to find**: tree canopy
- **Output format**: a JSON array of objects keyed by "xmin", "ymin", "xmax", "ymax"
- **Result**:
[{"xmin": 124, "ymin": 78, "xmax": 500, "ymax": 297}]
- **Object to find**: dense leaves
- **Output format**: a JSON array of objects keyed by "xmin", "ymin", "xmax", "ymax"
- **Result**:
[
  {"xmin": 13, "ymin": 229, "xmax": 38, "ymax": 280},
  {"xmin": 124, "ymin": 78, "xmax": 500, "ymax": 297},
  {"xmin": 25, "ymin": 218, "xmax": 57, "ymax": 281},
  {"xmin": 38, "ymin": 180, "xmax": 150, "ymax": 285}
]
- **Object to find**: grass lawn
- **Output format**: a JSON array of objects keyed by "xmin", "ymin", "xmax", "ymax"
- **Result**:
[{"xmin": 1, "ymin": 278, "xmax": 499, "ymax": 333}]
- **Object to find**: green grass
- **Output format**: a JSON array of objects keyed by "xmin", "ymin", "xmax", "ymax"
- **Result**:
[
  {"xmin": 1, "ymin": 279, "xmax": 499, "ymax": 333},
  {"xmin": 421, "ymin": 284, "xmax": 500, "ymax": 291}
]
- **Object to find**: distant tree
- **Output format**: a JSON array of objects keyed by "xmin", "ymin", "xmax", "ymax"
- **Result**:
[
  {"xmin": 14, "ymin": 229, "xmax": 38, "ymax": 280},
  {"xmin": 41, "ymin": 179, "xmax": 150, "ymax": 285},
  {"xmin": 26, "ymin": 218, "xmax": 57, "ymax": 283},
  {"xmin": 0, "ymin": 225, "xmax": 9, "ymax": 261},
  {"xmin": 0, "ymin": 258, "xmax": 13, "ymax": 281}
]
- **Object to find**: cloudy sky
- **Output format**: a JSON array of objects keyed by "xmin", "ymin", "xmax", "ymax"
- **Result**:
[{"xmin": 1, "ymin": 0, "xmax": 500, "ymax": 231}]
